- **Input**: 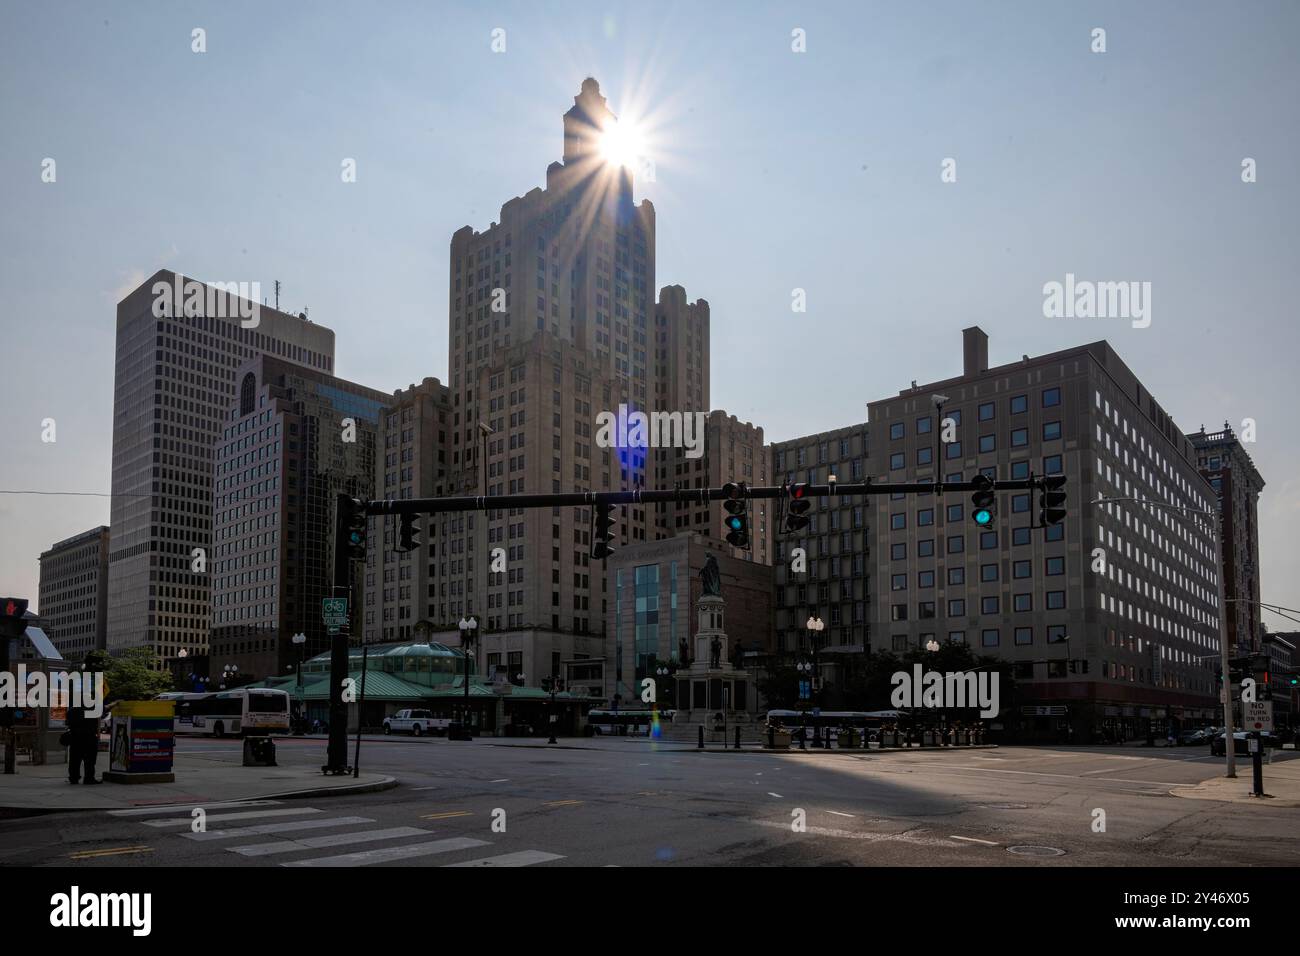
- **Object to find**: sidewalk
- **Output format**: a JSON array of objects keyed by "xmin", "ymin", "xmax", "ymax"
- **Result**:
[
  {"xmin": 0, "ymin": 750, "xmax": 396, "ymax": 814},
  {"xmin": 1169, "ymin": 754, "xmax": 1300, "ymax": 808}
]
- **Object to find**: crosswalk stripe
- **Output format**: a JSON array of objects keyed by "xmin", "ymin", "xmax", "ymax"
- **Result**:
[
  {"xmin": 230, "ymin": 826, "xmax": 432, "ymax": 857},
  {"xmin": 445, "ymin": 850, "xmax": 564, "ymax": 868},
  {"xmin": 181, "ymin": 816, "xmax": 376, "ymax": 842},
  {"xmin": 281, "ymin": 837, "xmax": 490, "ymax": 867},
  {"xmin": 109, "ymin": 800, "xmax": 281, "ymax": 817},
  {"xmin": 142, "ymin": 808, "xmax": 322, "ymax": 828}
]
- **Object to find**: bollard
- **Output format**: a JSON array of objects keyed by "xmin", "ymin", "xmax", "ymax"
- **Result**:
[
  {"xmin": 698, "ymin": 725, "xmax": 704, "ymax": 750},
  {"xmin": 767, "ymin": 726, "xmax": 775, "ymax": 749},
  {"xmin": 735, "ymin": 726, "xmax": 741, "ymax": 750}
]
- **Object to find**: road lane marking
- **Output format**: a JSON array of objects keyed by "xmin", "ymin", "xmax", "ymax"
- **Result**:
[
  {"xmin": 411, "ymin": 786, "xmax": 442, "ymax": 791},
  {"xmin": 767, "ymin": 792, "xmax": 784, "ymax": 798},
  {"xmin": 445, "ymin": 850, "xmax": 564, "ymax": 867},
  {"xmin": 421, "ymin": 810, "xmax": 473, "ymax": 820},
  {"xmin": 142, "ymin": 808, "xmax": 323, "ymax": 828},
  {"xmin": 231, "ymin": 826, "xmax": 431, "ymax": 857},
  {"xmin": 827, "ymin": 811, "xmax": 855, "ymax": 818},
  {"xmin": 543, "ymin": 800, "xmax": 582, "ymax": 808},
  {"xmin": 282, "ymin": 837, "xmax": 489, "ymax": 867},
  {"xmin": 898, "ymin": 763, "xmax": 1187, "ymax": 787},
  {"xmin": 491, "ymin": 779, "xmax": 510, "ymax": 783},
  {"xmin": 69, "ymin": 846, "xmax": 153, "ymax": 860},
  {"xmin": 182, "ymin": 816, "xmax": 376, "ymax": 842},
  {"xmin": 950, "ymin": 835, "xmax": 999, "ymax": 846},
  {"xmin": 109, "ymin": 800, "xmax": 280, "ymax": 817}
]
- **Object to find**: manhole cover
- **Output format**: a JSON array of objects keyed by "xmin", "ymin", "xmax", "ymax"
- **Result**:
[{"xmin": 1007, "ymin": 845, "xmax": 1065, "ymax": 857}]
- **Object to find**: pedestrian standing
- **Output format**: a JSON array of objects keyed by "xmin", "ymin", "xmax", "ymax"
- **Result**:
[{"xmin": 66, "ymin": 705, "xmax": 101, "ymax": 785}]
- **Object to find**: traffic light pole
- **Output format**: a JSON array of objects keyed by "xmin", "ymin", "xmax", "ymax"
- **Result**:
[{"xmin": 324, "ymin": 493, "xmax": 353, "ymax": 775}]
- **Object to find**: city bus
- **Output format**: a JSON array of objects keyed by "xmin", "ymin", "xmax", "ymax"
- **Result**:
[
  {"xmin": 584, "ymin": 709, "xmax": 676, "ymax": 736},
  {"xmin": 157, "ymin": 688, "xmax": 291, "ymax": 737}
]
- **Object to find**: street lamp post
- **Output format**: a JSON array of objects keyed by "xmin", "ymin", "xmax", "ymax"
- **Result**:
[
  {"xmin": 541, "ymin": 674, "xmax": 563, "ymax": 744},
  {"xmin": 1096, "ymin": 495, "xmax": 1235, "ymax": 778},
  {"xmin": 806, "ymin": 616, "xmax": 825, "ymax": 746},
  {"xmin": 221, "ymin": 664, "xmax": 238, "ymax": 690},
  {"xmin": 292, "ymin": 632, "xmax": 306, "ymax": 734},
  {"xmin": 458, "ymin": 616, "xmax": 477, "ymax": 738}
]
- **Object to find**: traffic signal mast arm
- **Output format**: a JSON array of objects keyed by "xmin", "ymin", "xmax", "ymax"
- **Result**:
[{"xmin": 357, "ymin": 477, "xmax": 1053, "ymax": 517}]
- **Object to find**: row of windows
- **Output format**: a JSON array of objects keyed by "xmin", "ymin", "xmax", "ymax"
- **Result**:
[
  {"xmin": 888, "ymin": 388, "xmax": 1062, "ymax": 441},
  {"xmin": 891, "ymin": 557, "xmax": 1066, "ymax": 588}
]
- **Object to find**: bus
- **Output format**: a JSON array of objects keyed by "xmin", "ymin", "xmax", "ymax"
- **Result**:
[
  {"xmin": 584, "ymin": 709, "xmax": 676, "ymax": 737},
  {"xmin": 157, "ymin": 688, "xmax": 291, "ymax": 737}
]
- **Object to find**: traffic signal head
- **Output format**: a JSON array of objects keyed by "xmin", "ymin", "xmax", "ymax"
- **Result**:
[
  {"xmin": 1039, "ymin": 474, "xmax": 1067, "ymax": 528},
  {"xmin": 342, "ymin": 498, "xmax": 368, "ymax": 561},
  {"xmin": 396, "ymin": 513, "xmax": 421, "ymax": 553},
  {"xmin": 722, "ymin": 481, "xmax": 750, "ymax": 549},
  {"xmin": 0, "ymin": 597, "xmax": 30, "ymax": 639},
  {"xmin": 784, "ymin": 482, "xmax": 811, "ymax": 533},
  {"xmin": 970, "ymin": 474, "xmax": 995, "ymax": 528},
  {"xmin": 1288, "ymin": 673, "xmax": 1299, "ymax": 687},
  {"xmin": 592, "ymin": 502, "xmax": 617, "ymax": 560}
]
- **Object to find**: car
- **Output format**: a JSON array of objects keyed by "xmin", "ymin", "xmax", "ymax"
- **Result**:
[
  {"xmin": 1177, "ymin": 729, "xmax": 1208, "ymax": 746},
  {"xmin": 1209, "ymin": 731, "xmax": 1280, "ymax": 756},
  {"xmin": 382, "ymin": 709, "xmax": 450, "ymax": 736}
]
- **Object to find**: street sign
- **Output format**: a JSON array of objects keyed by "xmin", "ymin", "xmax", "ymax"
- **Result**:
[
  {"xmin": 322, "ymin": 598, "xmax": 348, "ymax": 628},
  {"xmin": 1244, "ymin": 700, "xmax": 1273, "ymax": 733}
]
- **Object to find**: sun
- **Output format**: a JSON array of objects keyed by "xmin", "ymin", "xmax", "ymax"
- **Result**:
[{"xmin": 599, "ymin": 117, "xmax": 644, "ymax": 169}]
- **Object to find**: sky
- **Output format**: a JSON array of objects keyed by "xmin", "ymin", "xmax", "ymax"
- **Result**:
[{"xmin": 1, "ymin": 1, "xmax": 1297, "ymax": 623}]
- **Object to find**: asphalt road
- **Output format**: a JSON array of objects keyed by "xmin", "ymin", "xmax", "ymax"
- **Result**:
[{"xmin": 4, "ymin": 737, "xmax": 1297, "ymax": 867}]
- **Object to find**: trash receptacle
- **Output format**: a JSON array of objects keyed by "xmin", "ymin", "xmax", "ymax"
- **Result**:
[{"xmin": 243, "ymin": 735, "xmax": 277, "ymax": 767}]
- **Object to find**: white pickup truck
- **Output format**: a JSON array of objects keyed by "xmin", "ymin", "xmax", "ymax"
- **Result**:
[{"xmin": 383, "ymin": 709, "xmax": 450, "ymax": 736}]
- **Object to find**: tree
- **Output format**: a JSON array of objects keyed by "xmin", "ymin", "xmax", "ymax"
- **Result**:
[
  {"xmin": 84, "ymin": 647, "xmax": 173, "ymax": 704},
  {"xmin": 757, "ymin": 661, "xmax": 800, "ymax": 710}
]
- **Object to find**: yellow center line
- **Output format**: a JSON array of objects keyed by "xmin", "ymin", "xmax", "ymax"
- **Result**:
[
  {"xmin": 69, "ymin": 846, "xmax": 153, "ymax": 860},
  {"xmin": 420, "ymin": 810, "xmax": 473, "ymax": 820},
  {"xmin": 544, "ymin": 799, "xmax": 583, "ymax": 808}
]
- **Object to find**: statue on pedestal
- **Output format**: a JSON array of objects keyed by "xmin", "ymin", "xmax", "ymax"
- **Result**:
[
  {"xmin": 678, "ymin": 637, "xmax": 690, "ymax": 666},
  {"xmin": 709, "ymin": 635, "xmax": 721, "ymax": 669},
  {"xmin": 700, "ymin": 554, "xmax": 722, "ymax": 597}
]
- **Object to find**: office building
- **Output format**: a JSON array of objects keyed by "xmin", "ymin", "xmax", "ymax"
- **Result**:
[
  {"xmin": 868, "ymin": 326, "xmax": 1222, "ymax": 740},
  {"xmin": 107, "ymin": 270, "xmax": 335, "ymax": 663},
  {"xmin": 1189, "ymin": 422, "xmax": 1265, "ymax": 656},
  {"xmin": 363, "ymin": 377, "xmax": 452, "ymax": 644},
  {"xmin": 37, "ymin": 526, "xmax": 110, "ymax": 661},
  {"xmin": 209, "ymin": 354, "xmax": 387, "ymax": 681}
]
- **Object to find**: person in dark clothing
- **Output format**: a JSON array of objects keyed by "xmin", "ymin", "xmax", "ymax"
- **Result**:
[{"xmin": 66, "ymin": 706, "xmax": 101, "ymax": 784}]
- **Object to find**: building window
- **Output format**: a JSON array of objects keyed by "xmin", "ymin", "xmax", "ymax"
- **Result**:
[
  {"xmin": 981, "ymin": 629, "xmax": 999, "ymax": 647},
  {"xmin": 1012, "ymin": 527, "xmax": 1031, "ymax": 546},
  {"xmin": 979, "ymin": 434, "xmax": 995, "ymax": 453},
  {"xmin": 1046, "ymin": 556, "xmax": 1065, "ymax": 576},
  {"xmin": 947, "ymin": 504, "xmax": 963, "ymax": 522},
  {"xmin": 890, "ymin": 453, "xmax": 905, "ymax": 470},
  {"xmin": 946, "ymin": 441, "xmax": 962, "ymax": 459},
  {"xmin": 981, "ymin": 596, "xmax": 999, "ymax": 614},
  {"xmin": 918, "ymin": 539, "xmax": 935, "ymax": 557},
  {"xmin": 1010, "ymin": 460, "xmax": 1029, "ymax": 479},
  {"xmin": 1043, "ymin": 421, "xmax": 1062, "ymax": 441},
  {"xmin": 1014, "ymin": 627, "xmax": 1033, "ymax": 645},
  {"xmin": 1043, "ymin": 454, "xmax": 1063, "ymax": 475},
  {"xmin": 890, "ymin": 422, "xmax": 905, "ymax": 441},
  {"xmin": 1014, "ymin": 593, "xmax": 1032, "ymax": 612},
  {"xmin": 1045, "ymin": 524, "xmax": 1064, "ymax": 542},
  {"xmin": 948, "ymin": 631, "xmax": 966, "ymax": 644},
  {"xmin": 1047, "ymin": 624, "xmax": 1068, "ymax": 643},
  {"xmin": 891, "ymin": 543, "xmax": 907, "ymax": 561},
  {"xmin": 1046, "ymin": 591, "xmax": 1066, "ymax": 610},
  {"xmin": 980, "ymin": 564, "xmax": 998, "ymax": 582},
  {"xmin": 1043, "ymin": 387, "xmax": 1061, "ymax": 407},
  {"xmin": 1010, "ymin": 395, "xmax": 1028, "ymax": 414},
  {"xmin": 947, "ymin": 599, "xmax": 965, "ymax": 616},
  {"xmin": 918, "ymin": 570, "xmax": 935, "ymax": 588},
  {"xmin": 891, "ymin": 513, "xmax": 906, "ymax": 530},
  {"xmin": 891, "ymin": 604, "xmax": 908, "ymax": 621},
  {"xmin": 891, "ymin": 574, "xmax": 907, "ymax": 591},
  {"xmin": 919, "ymin": 602, "xmax": 936, "ymax": 619},
  {"xmin": 1010, "ymin": 428, "xmax": 1028, "ymax": 448},
  {"xmin": 1013, "ymin": 560, "xmax": 1031, "ymax": 579},
  {"xmin": 917, "ymin": 447, "xmax": 933, "ymax": 465},
  {"xmin": 1012, "ymin": 494, "xmax": 1030, "ymax": 513},
  {"xmin": 980, "ymin": 531, "xmax": 997, "ymax": 549},
  {"xmin": 917, "ymin": 508, "xmax": 934, "ymax": 526},
  {"xmin": 947, "ymin": 567, "xmax": 964, "ymax": 586},
  {"xmin": 916, "ymin": 416, "xmax": 932, "ymax": 434},
  {"xmin": 947, "ymin": 535, "xmax": 964, "ymax": 554}
]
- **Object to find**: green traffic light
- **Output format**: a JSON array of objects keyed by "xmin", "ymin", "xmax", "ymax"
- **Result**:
[{"xmin": 973, "ymin": 508, "xmax": 993, "ymax": 526}]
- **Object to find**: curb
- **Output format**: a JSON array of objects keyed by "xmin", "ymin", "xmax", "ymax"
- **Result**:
[{"xmin": 0, "ymin": 775, "xmax": 399, "ymax": 817}]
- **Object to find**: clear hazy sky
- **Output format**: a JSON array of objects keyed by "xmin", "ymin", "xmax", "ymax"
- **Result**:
[{"xmin": 2, "ymin": 1, "xmax": 1297, "ymax": 625}]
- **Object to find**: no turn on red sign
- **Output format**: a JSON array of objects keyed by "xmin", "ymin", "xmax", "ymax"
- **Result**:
[{"xmin": 1244, "ymin": 701, "xmax": 1273, "ymax": 733}]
